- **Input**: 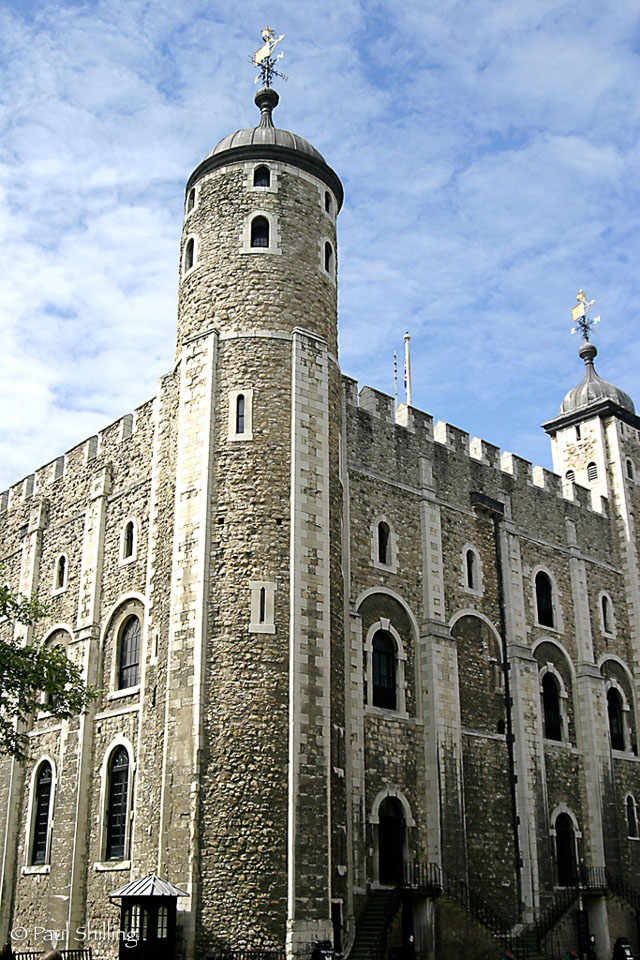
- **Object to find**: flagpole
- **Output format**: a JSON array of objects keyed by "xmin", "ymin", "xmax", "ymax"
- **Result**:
[
  {"xmin": 404, "ymin": 331, "xmax": 412, "ymax": 407},
  {"xmin": 393, "ymin": 350, "xmax": 398, "ymax": 410}
]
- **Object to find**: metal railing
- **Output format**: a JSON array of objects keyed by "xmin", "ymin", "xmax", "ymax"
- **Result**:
[
  {"xmin": 204, "ymin": 950, "xmax": 286, "ymax": 960},
  {"xmin": 13, "ymin": 951, "xmax": 92, "ymax": 960}
]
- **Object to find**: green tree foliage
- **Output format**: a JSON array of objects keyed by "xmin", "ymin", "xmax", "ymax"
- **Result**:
[{"xmin": 0, "ymin": 574, "xmax": 97, "ymax": 760}]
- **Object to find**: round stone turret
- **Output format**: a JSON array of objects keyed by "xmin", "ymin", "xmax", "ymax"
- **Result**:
[
  {"xmin": 176, "ymin": 86, "xmax": 342, "ymax": 354},
  {"xmin": 558, "ymin": 340, "xmax": 635, "ymax": 416}
]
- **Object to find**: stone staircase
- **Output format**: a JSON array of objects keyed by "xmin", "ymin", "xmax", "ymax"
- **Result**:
[{"xmin": 349, "ymin": 888, "xmax": 401, "ymax": 960}]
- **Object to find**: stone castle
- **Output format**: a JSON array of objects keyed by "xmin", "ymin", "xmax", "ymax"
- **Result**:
[{"xmin": 1, "ymin": 65, "xmax": 640, "ymax": 960}]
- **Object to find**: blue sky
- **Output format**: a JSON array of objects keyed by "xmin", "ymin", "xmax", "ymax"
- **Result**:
[{"xmin": 1, "ymin": 0, "xmax": 640, "ymax": 488}]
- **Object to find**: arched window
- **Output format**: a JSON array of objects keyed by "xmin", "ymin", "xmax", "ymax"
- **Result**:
[
  {"xmin": 535, "ymin": 571, "xmax": 554, "ymax": 627},
  {"xmin": 105, "ymin": 747, "xmax": 129, "ymax": 860},
  {"xmin": 236, "ymin": 394, "xmax": 245, "ymax": 434},
  {"xmin": 627, "ymin": 459, "xmax": 634, "ymax": 480},
  {"xmin": 118, "ymin": 616, "xmax": 141, "ymax": 690},
  {"xmin": 324, "ymin": 241, "xmax": 334, "ymax": 274},
  {"xmin": 465, "ymin": 549, "xmax": 476, "ymax": 590},
  {"xmin": 587, "ymin": 461, "xmax": 598, "ymax": 482},
  {"xmin": 187, "ymin": 188, "xmax": 196, "ymax": 212},
  {"xmin": 184, "ymin": 237, "xmax": 195, "ymax": 272},
  {"xmin": 123, "ymin": 521, "xmax": 135, "ymax": 560},
  {"xmin": 45, "ymin": 638, "xmax": 68, "ymax": 711},
  {"xmin": 565, "ymin": 470, "xmax": 575, "ymax": 483},
  {"xmin": 54, "ymin": 555, "xmax": 67, "ymax": 591},
  {"xmin": 542, "ymin": 672, "xmax": 562, "ymax": 741},
  {"xmin": 602, "ymin": 594, "xmax": 613, "ymax": 634},
  {"xmin": 555, "ymin": 812, "xmax": 577, "ymax": 886},
  {"xmin": 30, "ymin": 762, "xmax": 53, "ymax": 865},
  {"xmin": 251, "ymin": 216, "xmax": 269, "ymax": 248},
  {"xmin": 377, "ymin": 522, "xmax": 390, "ymax": 565},
  {"xmin": 627, "ymin": 795, "xmax": 638, "ymax": 838},
  {"xmin": 253, "ymin": 165, "xmax": 270, "ymax": 187},
  {"xmin": 372, "ymin": 631, "xmax": 396, "ymax": 710},
  {"xmin": 324, "ymin": 192, "xmax": 332, "ymax": 214},
  {"xmin": 608, "ymin": 687, "xmax": 625, "ymax": 751}
]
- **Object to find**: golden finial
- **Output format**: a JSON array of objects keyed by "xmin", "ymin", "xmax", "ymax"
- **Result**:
[
  {"xmin": 571, "ymin": 290, "xmax": 600, "ymax": 341},
  {"xmin": 250, "ymin": 27, "xmax": 288, "ymax": 87}
]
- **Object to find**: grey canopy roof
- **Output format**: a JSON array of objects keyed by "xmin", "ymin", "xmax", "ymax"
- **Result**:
[
  {"xmin": 110, "ymin": 873, "xmax": 189, "ymax": 899},
  {"xmin": 558, "ymin": 341, "xmax": 634, "ymax": 416}
]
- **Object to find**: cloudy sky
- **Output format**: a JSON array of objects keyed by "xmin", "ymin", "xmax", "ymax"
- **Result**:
[{"xmin": 1, "ymin": 0, "xmax": 639, "ymax": 489}]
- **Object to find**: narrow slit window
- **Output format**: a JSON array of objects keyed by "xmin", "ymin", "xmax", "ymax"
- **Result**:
[
  {"xmin": 608, "ymin": 687, "xmax": 625, "ymax": 750},
  {"xmin": 542, "ymin": 673, "xmax": 562, "ymax": 741},
  {"xmin": 236, "ymin": 394, "xmax": 245, "ymax": 434},
  {"xmin": 587, "ymin": 461, "xmax": 598, "ymax": 482},
  {"xmin": 251, "ymin": 216, "xmax": 269, "ymax": 248},
  {"xmin": 187, "ymin": 188, "xmax": 196, "ymax": 212},
  {"xmin": 602, "ymin": 595, "xmax": 612, "ymax": 634},
  {"xmin": 378, "ymin": 522, "xmax": 390, "ymax": 565},
  {"xmin": 259, "ymin": 587, "xmax": 266, "ymax": 624},
  {"xmin": 324, "ymin": 241, "xmax": 334, "ymax": 274},
  {"xmin": 123, "ymin": 521, "xmax": 134, "ymax": 560},
  {"xmin": 106, "ymin": 747, "xmax": 129, "ymax": 860},
  {"xmin": 575, "ymin": 425, "xmax": 581, "ymax": 440},
  {"xmin": 185, "ymin": 237, "xmax": 195, "ymax": 272},
  {"xmin": 465, "ymin": 549, "xmax": 476, "ymax": 590},
  {"xmin": 253, "ymin": 165, "xmax": 270, "ymax": 187},
  {"xmin": 55, "ymin": 556, "xmax": 66, "ymax": 590},
  {"xmin": 627, "ymin": 459, "xmax": 634, "ymax": 480},
  {"xmin": 325, "ymin": 192, "xmax": 332, "ymax": 213}
]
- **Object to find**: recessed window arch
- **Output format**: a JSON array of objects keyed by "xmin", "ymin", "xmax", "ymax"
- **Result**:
[
  {"xmin": 607, "ymin": 685, "xmax": 626, "ymax": 751},
  {"xmin": 117, "ymin": 616, "xmax": 141, "ymax": 690},
  {"xmin": 120, "ymin": 519, "xmax": 137, "ymax": 564},
  {"xmin": 52, "ymin": 554, "xmax": 68, "ymax": 593},
  {"xmin": 324, "ymin": 240, "xmax": 334, "ymax": 275},
  {"xmin": 183, "ymin": 236, "xmax": 196, "ymax": 274},
  {"xmin": 587, "ymin": 461, "xmax": 598, "ymax": 482},
  {"xmin": 27, "ymin": 758, "xmax": 55, "ymax": 867},
  {"xmin": 626, "ymin": 794, "xmax": 639, "ymax": 838},
  {"xmin": 364, "ymin": 619, "xmax": 407, "ymax": 714},
  {"xmin": 100, "ymin": 740, "xmax": 134, "ymax": 863},
  {"xmin": 534, "ymin": 569, "xmax": 556, "ymax": 628},
  {"xmin": 626, "ymin": 458, "xmax": 635, "ymax": 480},
  {"xmin": 186, "ymin": 187, "xmax": 196, "ymax": 213},
  {"xmin": 251, "ymin": 215, "xmax": 269, "ymax": 248},
  {"xmin": 42, "ymin": 628, "xmax": 72, "ymax": 712},
  {"xmin": 371, "ymin": 517, "xmax": 397, "ymax": 572},
  {"xmin": 253, "ymin": 165, "xmax": 270, "ymax": 188},
  {"xmin": 324, "ymin": 191, "xmax": 332, "ymax": 214}
]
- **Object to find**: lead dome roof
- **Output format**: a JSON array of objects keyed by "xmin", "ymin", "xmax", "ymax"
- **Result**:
[
  {"xmin": 559, "ymin": 341, "xmax": 634, "ymax": 416},
  {"xmin": 187, "ymin": 86, "xmax": 343, "ymax": 208}
]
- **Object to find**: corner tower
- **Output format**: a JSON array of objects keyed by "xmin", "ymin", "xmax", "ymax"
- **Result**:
[{"xmin": 161, "ymin": 49, "xmax": 346, "ymax": 960}]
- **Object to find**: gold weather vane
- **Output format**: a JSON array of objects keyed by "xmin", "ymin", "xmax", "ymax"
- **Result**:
[
  {"xmin": 571, "ymin": 289, "xmax": 600, "ymax": 341},
  {"xmin": 250, "ymin": 26, "xmax": 288, "ymax": 87}
]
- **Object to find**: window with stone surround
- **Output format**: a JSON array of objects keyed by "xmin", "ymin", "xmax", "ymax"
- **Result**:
[
  {"xmin": 626, "ymin": 795, "xmax": 639, "ymax": 838},
  {"xmin": 52, "ymin": 554, "xmax": 68, "ymax": 594},
  {"xmin": 183, "ymin": 236, "xmax": 196, "ymax": 275},
  {"xmin": 541, "ymin": 671, "xmax": 562, "ymax": 741},
  {"xmin": 364, "ymin": 619, "xmax": 407, "ymax": 714},
  {"xmin": 42, "ymin": 629, "xmax": 72, "ymax": 712},
  {"xmin": 371, "ymin": 517, "xmax": 397, "ymax": 572},
  {"xmin": 228, "ymin": 388, "xmax": 253, "ymax": 441},
  {"xmin": 535, "ymin": 570, "xmax": 555, "ymax": 628},
  {"xmin": 587, "ymin": 461, "xmax": 598, "ymax": 482},
  {"xmin": 251, "ymin": 216, "xmax": 269, "ymax": 248},
  {"xmin": 119, "ymin": 519, "xmax": 137, "ymax": 565},
  {"xmin": 627, "ymin": 458, "xmax": 635, "ymax": 480},
  {"xmin": 186, "ymin": 187, "xmax": 196, "ymax": 213},
  {"xmin": 28, "ymin": 760, "xmax": 54, "ymax": 866},
  {"xmin": 117, "ymin": 616, "xmax": 141, "ymax": 690},
  {"xmin": 600, "ymin": 592, "xmax": 615, "ymax": 636},
  {"xmin": 253, "ymin": 165, "xmax": 270, "ymax": 187},
  {"xmin": 249, "ymin": 581, "xmax": 276, "ymax": 634},
  {"xmin": 105, "ymin": 746, "xmax": 130, "ymax": 861},
  {"xmin": 608, "ymin": 686, "xmax": 626, "ymax": 751},
  {"xmin": 462, "ymin": 544, "xmax": 483, "ymax": 595}
]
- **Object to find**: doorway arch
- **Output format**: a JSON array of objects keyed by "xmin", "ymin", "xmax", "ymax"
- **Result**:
[
  {"xmin": 554, "ymin": 812, "xmax": 578, "ymax": 886},
  {"xmin": 378, "ymin": 796, "xmax": 404, "ymax": 884}
]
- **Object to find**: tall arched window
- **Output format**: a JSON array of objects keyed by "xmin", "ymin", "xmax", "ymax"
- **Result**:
[
  {"xmin": 106, "ymin": 747, "xmax": 129, "ymax": 860},
  {"xmin": 324, "ymin": 192, "xmax": 332, "ymax": 214},
  {"xmin": 30, "ymin": 762, "xmax": 53, "ymax": 865},
  {"xmin": 253, "ymin": 165, "xmax": 270, "ymax": 187},
  {"xmin": 555, "ymin": 812, "xmax": 577, "ymax": 886},
  {"xmin": 324, "ymin": 241, "xmax": 334, "ymax": 275},
  {"xmin": 123, "ymin": 521, "xmax": 135, "ymax": 560},
  {"xmin": 627, "ymin": 459, "xmax": 634, "ymax": 480},
  {"xmin": 608, "ymin": 687, "xmax": 625, "ymax": 751},
  {"xmin": 587, "ymin": 461, "xmax": 598, "ymax": 482},
  {"xmin": 542, "ymin": 672, "xmax": 562, "ymax": 741},
  {"xmin": 377, "ymin": 522, "xmax": 390, "ymax": 565},
  {"xmin": 236, "ymin": 394, "xmax": 245, "ymax": 434},
  {"xmin": 118, "ymin": 616, "xmax": 141, "ymax": 690},
  {"xmin": 627, "ymin": 795, "xmax": 638, "ymax": 838},
  {"xmin": 535, "ymin": 571, "xmax": 554, "ymax": 627},
  {"xmin": 187, "ymin": 188, "xmax": 196, "ymax": 212},
  {"xmin": 372, "ymin": 631, "xmax": 396, "ymax": 710},
  {"xmin": 184, "ymin": 237, "xmax": 195, "ymax": 272},
  {"xmin": 251, "ymin": 216, "xmax": 269, "ymax": 248}
]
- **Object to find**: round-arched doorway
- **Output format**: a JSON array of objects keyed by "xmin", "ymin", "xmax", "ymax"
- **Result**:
[
  {"xmin": 378, "ymin": 796, "xmax": 404, "ymax": 884},
  {"xmin": 555, "ymin": 812, "xmax": 577, "ymax": 886}
]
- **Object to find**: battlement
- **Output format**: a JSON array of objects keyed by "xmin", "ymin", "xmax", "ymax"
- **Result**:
[
  {"xmin": 343, "ymin": 375, "xmax": 606, "ymax": 515},
  {"xmin": 0, "ymin": 398, "xmax": 155, "ymax": 514}
]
